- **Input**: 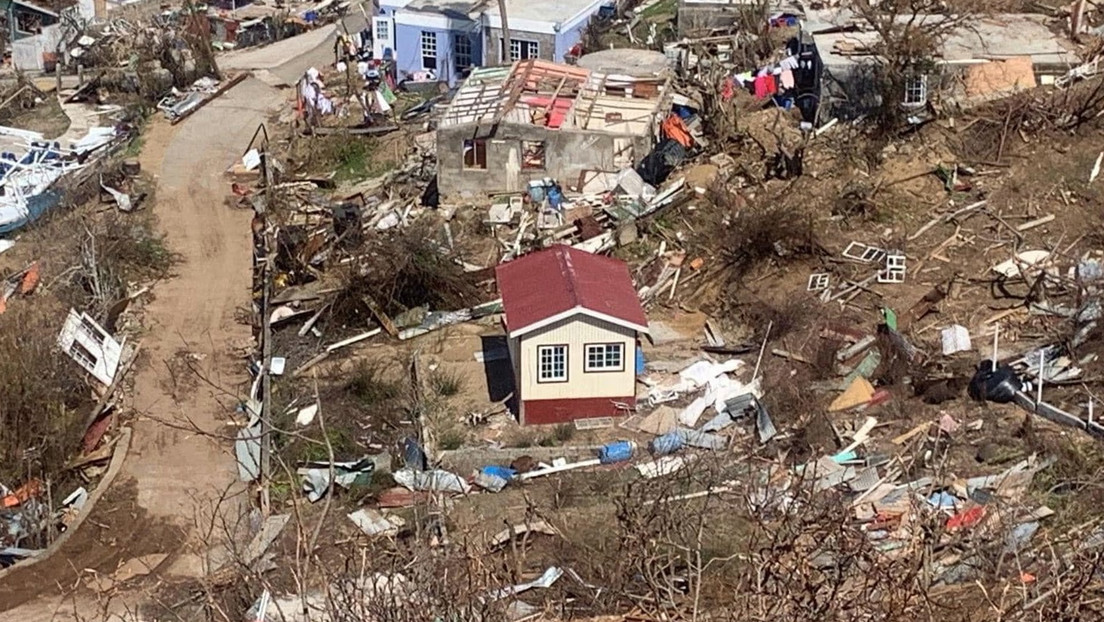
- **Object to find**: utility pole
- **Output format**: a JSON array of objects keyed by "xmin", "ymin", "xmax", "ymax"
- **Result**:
[
  {"xmin": 1072, "ymin": 0, "xmax": 1085, "ymax": 41},
  {"xmin": 496, "ymin": 0, "xmax": 511, "ymax": 64}
]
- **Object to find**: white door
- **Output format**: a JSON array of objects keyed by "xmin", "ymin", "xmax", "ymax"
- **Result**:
[
  {"xmin": 372, "ymin": 16, "xmax": 394, "ymax": 61},
  {"xmin": 506, "ymin": 144, "xmax": 520, "ymax": 192}
]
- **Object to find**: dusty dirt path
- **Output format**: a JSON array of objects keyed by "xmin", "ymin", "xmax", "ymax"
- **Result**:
[{"xmin": 0, "ymin": 76, "xmax": 288, "ymax": 620}]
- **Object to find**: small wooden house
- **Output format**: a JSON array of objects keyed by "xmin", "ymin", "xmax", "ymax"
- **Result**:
[{"xmin": 495, "ymin": 245, "xmax": 648, "ymax": 425}]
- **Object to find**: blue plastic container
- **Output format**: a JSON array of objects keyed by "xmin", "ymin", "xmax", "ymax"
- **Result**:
[
  {"xmin": 598, "ymin": 441, "xmax": 635, "ymax": 464},
  {"xmin": 650, "ymin": 432, "xmax": 684, "ymax": 456},
  {"xmin": 481, "ymin": 465, "xmax": 517, "ymax": 480},
  {"xmin": 547, "ymin": 185, "xmax": 564, "ymax": 209}
]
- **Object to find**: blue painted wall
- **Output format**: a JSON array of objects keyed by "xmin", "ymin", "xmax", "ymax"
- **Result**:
[
  {"xmin": 393, "ymin": 20, "xmax": 483, "ymax": 85},
  {"xmin": 554, "ymin": 1, "xmax": 607, "ymax": 61},
  {"xmin": 554, "ymin": 18, "xmax": 589, "ymax": 61}
]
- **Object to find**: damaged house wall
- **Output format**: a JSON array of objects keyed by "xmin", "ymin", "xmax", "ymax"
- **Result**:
[
  {"xmin": 810, "ymin": 13, "xmax": 1079, "ymax": 121},
  {"xmin": 436, "ymin": 122, "xmax": 652, "ymax": 199},
  {"xmin": 677, "ymin": 0, "xmax": 762, "ymax": 37},
  {"xmin": 436, "ymin": 59, "xmax": 668, "ymax": 200},
  {"xmin": 482, "ymin": 27, "xmax": 556, "ymax": 66}
]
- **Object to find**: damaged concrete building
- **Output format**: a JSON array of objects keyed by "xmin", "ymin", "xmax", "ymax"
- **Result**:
[
  {"xmin": 807, "ymin": 12, "xmax": 1079, "ymax": 120},
  {"xmin": 676, "ymin": 0, "xmax": 802, "ymax": 37},
  {"xmin": 435, "ymin": 58, "xmax": 670, "ymax": 200}
]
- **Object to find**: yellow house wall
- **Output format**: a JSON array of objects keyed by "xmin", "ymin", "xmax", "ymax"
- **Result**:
[{"xmin": 519, "ymin": 314, "xmax": 636, "ymax": 402}]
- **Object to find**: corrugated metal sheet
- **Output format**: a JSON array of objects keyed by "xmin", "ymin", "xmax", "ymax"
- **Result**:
[{"xmin": 496, "ymin": 245, "xmax": 648, "ymax": 335}]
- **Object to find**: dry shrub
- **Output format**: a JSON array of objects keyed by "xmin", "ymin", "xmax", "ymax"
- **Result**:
[
  {"xmin": 706, "ymin": 186, "xmax": 819, "ymax": 278},
  {"xmin": 65, "ymin": 215, "xmax": 175, "ymax": 324},
  {"xmin": 333, "ymin": 225, "xmax": 481, "ymax": 320},
  {"xmin": 0, "ymin": 303, "xmax": 89, "ymax": 486}
]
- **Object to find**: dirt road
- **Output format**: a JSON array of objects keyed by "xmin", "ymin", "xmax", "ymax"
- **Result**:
[{"xmin": 0, "ymin": 39, "xmax": 335, "ymax": 618}]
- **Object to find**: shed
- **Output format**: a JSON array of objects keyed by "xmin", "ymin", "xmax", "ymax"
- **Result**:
[{"xmin": 496, "ymin": 245, "xmax": 648, "ymax": 425}]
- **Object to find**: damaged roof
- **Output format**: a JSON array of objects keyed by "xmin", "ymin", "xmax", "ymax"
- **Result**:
[
  {"xmin": 439, "ymin": 58, "xmax": 668, "ymax": 136},
  {"xmin": 496, "ymin": 245, "xmax": 648, "ymax": 338},
  {"xmin": 812, "ymin": 13, "xmax": 1078, "ymax": 68}
]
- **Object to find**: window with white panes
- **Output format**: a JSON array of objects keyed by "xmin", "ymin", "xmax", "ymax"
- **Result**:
[
  {"xmin": 584, "ymin": 343, "xmax": 624, "ymax": 372},
  {"xmin": 501, "ymin": 38, "xmax": 539, "ymax": 62},
  {"xmin": 537, "ymin": 345, "xmax": 568, "ymax": 382},
  {"xmin": 420, "ymin": 31, "xmax": 437, "ymax": 70},
  {"xmin": 903, "ymin": 75, "xmax": 927, "ymax": 105}
]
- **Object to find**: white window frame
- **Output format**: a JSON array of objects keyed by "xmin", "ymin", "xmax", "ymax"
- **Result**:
[
  {"xmin": 502, "ymin": 38, "xmax": 539, "ymax": 62},
  {"xmin": 420, "ymin": 31, "xmax": 437, "ymax": 70},
  {"xmin": 903, "ymin": 75, "xmax": 927, "ymax": 106},
  {"xmin": 79, "ymin": 317, "xmax": 107, "ymax": 346},
  {"xmin": 584, "ymin": 343, "xmax": 624, "ymax": 372},
  {"xmin": 374, "ymin": 19, "xmax": 389, "ymax": 42},
  {"xmin": 537, "ymin": 345, "xmax": 568, "ymax": 383},
  {"xmin": 68, "ymin": 341, "xmax": 97, "ymax": 373},
  {"xmin": 454, "ymin": 33, "xmax": 472, "ymax": 72}
]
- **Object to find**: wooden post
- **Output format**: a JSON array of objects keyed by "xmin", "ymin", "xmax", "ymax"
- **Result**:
[
  {"xmin": 496, "ymin": 0, "xmax": 511, "ymax": 65},
  {"xmin": 258, "ymin": 136, "xmax": 274, "ymax": 516}
]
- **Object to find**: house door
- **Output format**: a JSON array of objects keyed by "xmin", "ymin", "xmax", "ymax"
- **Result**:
[
  {"xmin": 372, "ymin": 16, "xmax": 394, "ymax": 61},
  {"xmin": 505, "ymin": 144, "xmax": 520, "ymax": 192}
]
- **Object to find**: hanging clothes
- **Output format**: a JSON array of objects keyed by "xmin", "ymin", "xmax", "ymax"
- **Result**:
[
  {"xmin": 779, "ymin": 55, "xmax": 799, "ymax": 70},
  {"xmin": 780, "ymin": 69, "xmax": 795, "ymax": 89},
  {"xmin": 754, "ymin": 75, "xmax": 777, "ymax": 99},
  {"xmin": 379, "ymin": 81, "xmax": 397, "ymax": 105},
  {"xmin": 375, "ymin": 90, "xmax": 392, "ymax": 113}
]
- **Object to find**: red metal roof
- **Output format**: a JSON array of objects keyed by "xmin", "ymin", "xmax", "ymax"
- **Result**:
[{"xmin": 496, "ymin": 245, "xmax": 648, "ymax": 336}]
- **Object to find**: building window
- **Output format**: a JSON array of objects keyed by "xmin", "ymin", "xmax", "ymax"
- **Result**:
[
  {"xmin": 454, "ymin": 34, "xmax": 472, "ymax": 74},
  {"xmin": 537, "ymin": 345, "xmax": 568, "ymax": 382},
  {"xmin": 420, "ymin": 31, "xmax": 437, "ymax": 70},
  {"xmin": 69, "ymin": 341, "xmax": 97, "ymax": 373},
  {"xmin": 463, "ymin": 138, "xmax": 487, "ymax": 169},
  {"xmin": 904, "ymin": 75, "xmax": 927, "ymax": 106},
  {"xmin": 585, "ymin": 343, "xmax": 624, "ymax": 372},
  {"xmin": 375, "ymin": 19, "xmax": 389, "ymax": 42},
  {"xmin": 79, "ymin": 317, "xmax": 106, "ymax": 346},
  {"xmin": 15, "ymin": 11, "xmax": 43, "ymax": 35},
  {"xmin": 521, "ymin": 140, "xmax": 545, "ymax": 170},
  {"xmin": 502, "ymin": 38, "xmax": 539, "ymax": 62}
]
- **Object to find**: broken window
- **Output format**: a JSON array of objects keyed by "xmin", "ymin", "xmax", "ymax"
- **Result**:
[
  {"xmin": 420, "ymin": 31, "xmax": 437, "ymax": 70},
  {"xmin": 502, "ymin": 38, "xmax": 539, "ymax": 62},
  {"xmin": 538, "ymin": 345, "xmax": 568, "ymax": 382},
  {"xmin": 585, "ymin": 343, "xmax": 623, "ymax": 372},
  {"xmin": 454, "ymin": 34, "xmax": 472, "ymax": 74},
  {"xmin": 79, "ymin": 317, "xmax": 106, "ymax": 346},
  {"xmin": 521, "ymin": 140, "xmax": 545, "ymax": 170},
  {"xmin": 68, "ymin": 341, "xmax": 97, "ymax": 373},
  {"xmin": 613, "ymin": 138, "xmax": 634, "ymax": 169},
  {"xmin": 463, "ymin": 138, "xmax": 487, "ymax": 169},
  {"xmin": 904, "ymin": 75, "xmax": 928, "ymax": 106},
  {"xmin": 14, "ymin": 11, "xmax": 42, "ymax": 35}
]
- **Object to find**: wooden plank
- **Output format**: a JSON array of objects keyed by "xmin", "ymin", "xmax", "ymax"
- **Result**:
[
  {"xmin": 171, "ymin": 72, "xmax": 248, "ymax": 125},
  {"xmin": 81, "ymin": 343, "xmax": 142, "ymax": 434},
  {"xmin": 577, "ymin": 74, "xmax": 608, "ymax": 130},
  {"xmin": 490, "ymin": 60, "xmax": 537, "ymax": 126}
]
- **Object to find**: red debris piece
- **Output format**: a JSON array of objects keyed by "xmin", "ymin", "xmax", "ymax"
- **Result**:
[{"xmin": 946, "ymin": 505, "xmax": 987, "ymax": 531}]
